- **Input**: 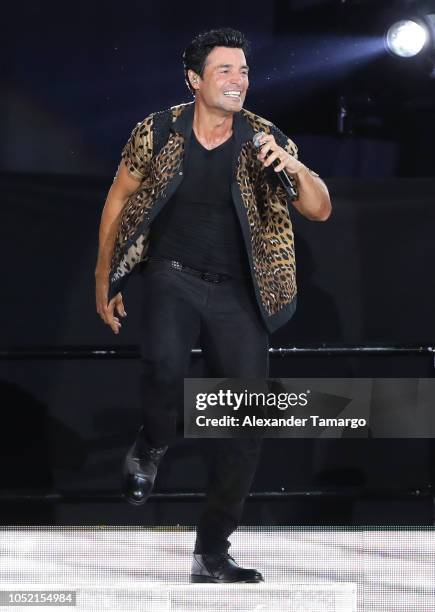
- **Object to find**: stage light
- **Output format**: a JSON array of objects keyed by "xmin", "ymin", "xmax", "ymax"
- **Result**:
[{"xmin": 386, "ymin": 20, "xmax": 428, "ymax": 57}]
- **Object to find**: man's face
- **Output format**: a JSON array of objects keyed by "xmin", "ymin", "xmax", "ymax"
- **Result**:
[{"xmin": 193, "ymin": 46, "xmax": 249, "ymax": 113}]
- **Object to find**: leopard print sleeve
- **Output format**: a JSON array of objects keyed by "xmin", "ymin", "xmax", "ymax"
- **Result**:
[
  {"xmin": 271, "ymin": 124, "xmax": 321, "ymax": 201},
  {"xmin": 279, "ymin": 129, "xmax": 320, "ymax": 178},
  {"xmin": 120, "ymin": 115, "xmax": 154, "ymax": 181},
  {"xmin": 270, "ymin": 124, "xmax": 300, "ymax": 200}
]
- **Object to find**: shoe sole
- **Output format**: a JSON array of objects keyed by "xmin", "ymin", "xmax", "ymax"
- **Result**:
[{"xmin": 190, "ymin": 575, "xmax": 264, "ymax": 584}]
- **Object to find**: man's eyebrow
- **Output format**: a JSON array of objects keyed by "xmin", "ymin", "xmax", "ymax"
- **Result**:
[{"xmin": 216, "ymin": 63, "xmax": 250, "ymax": 70}]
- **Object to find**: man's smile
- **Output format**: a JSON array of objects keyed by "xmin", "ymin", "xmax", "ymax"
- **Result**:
[{"xmin": 223, "ymin": 90, "xmax": 242, "ymax": 98}]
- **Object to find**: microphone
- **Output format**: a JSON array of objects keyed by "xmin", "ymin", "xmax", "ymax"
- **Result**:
[{"xmin": 252, "ymin": 131, "xmax": 298, "ymax": 200}]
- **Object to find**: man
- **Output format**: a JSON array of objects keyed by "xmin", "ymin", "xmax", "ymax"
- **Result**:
[{"xmin": 95, "ymin": 28, "xmax": 331, "ymax": 583}]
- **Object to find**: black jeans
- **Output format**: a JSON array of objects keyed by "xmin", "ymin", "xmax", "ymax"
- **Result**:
[{"xmin": 138, "ymin": 258, "xmax": 269, "ymax": 553}]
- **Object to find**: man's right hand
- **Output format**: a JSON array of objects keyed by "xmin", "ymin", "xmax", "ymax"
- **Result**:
[{"xmin": 95, "ymin": 271, "xmax": 127, "ymax": 335}]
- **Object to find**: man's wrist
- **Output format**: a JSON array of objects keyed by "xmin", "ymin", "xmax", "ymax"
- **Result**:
[{"xmin": 290, "ymin": 163, "xmax": 309, "ymax": 178}]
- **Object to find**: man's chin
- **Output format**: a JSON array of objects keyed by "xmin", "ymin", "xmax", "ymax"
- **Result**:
[{"xmin": 222, "ymin": 98, "xmax": 244, "ymax": 112}]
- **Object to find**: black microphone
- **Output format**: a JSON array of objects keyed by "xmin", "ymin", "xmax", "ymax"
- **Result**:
[{"xmin": 253, "ymin": 131, "xmax": 298, "ymax": 200}]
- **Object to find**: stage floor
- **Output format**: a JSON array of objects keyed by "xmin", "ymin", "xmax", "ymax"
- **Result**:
[{"xmin": 0, "ymin": 526, "xmax": 433, "ymax": 611}]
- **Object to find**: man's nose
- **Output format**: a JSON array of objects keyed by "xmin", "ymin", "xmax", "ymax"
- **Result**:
[{"xmin": 230, "ymin": 73, "xmax": 243, "ymax": 86}]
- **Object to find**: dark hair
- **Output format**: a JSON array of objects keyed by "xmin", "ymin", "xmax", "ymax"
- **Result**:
[{"xmin": 183, "ymin": 28, "xmax": 251, "ymax": 94}]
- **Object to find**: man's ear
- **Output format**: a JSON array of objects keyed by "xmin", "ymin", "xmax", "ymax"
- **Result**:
[{"xmin": 187, "ymin": 69, "xmax": 200, "ymax": 91}]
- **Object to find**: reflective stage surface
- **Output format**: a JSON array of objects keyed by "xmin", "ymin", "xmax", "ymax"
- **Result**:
[{"xmin": 0, "ymin": 526, "xmax": 433, "ymax": 611}]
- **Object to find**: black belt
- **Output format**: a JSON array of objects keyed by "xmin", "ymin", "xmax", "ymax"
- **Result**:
[{"xmin": 148, "ymin": 257, "xmax": 232, "ymax": 283}]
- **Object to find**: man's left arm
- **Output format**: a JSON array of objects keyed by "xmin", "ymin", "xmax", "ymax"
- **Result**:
[{"xmin": 257, "ymin": 132, "xmax": 332, "ymax": 221}]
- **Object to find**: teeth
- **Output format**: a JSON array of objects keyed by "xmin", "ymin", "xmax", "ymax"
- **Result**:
[{"xmin": 224, "ymin": 91, "xmax": 241, "ymax": 97}]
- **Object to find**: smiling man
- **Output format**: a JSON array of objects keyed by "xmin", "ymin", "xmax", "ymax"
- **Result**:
[{"xmin": 95, "ymin": 28, "xmax": 331, "ymax": 583}]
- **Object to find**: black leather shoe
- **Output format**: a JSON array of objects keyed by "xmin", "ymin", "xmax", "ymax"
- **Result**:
[
  {"xmin": 190, "ymin": 553, "xmax": 264, "ymax": 583},
  {"xmin": 122, "ymin": 427, "xmax": 168, "ymax": 505}
]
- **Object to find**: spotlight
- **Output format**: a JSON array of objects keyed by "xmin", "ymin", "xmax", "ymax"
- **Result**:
[{"xmin": 386, "ymin": 19, "xmax": 429, "ymax": 57}]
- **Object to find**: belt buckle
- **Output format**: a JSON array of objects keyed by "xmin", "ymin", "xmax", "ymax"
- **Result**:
[
  {"xmin": 170, "ymin": 260, "xmax": 183, "ymax": 271},
  {"xmin": 202, "ymin": 271, "xmax": 220, "ymax": 283}
]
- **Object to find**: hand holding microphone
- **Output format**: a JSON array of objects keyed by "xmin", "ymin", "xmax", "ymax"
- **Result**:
[{"xmin": 253, "ymin": 131, "xmax": 307, "ymax": 200}]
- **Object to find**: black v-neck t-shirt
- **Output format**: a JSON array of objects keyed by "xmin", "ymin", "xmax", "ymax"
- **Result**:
[{"xmin": 148, "ymin": 131, "xmax": 250, "ymax": 278}]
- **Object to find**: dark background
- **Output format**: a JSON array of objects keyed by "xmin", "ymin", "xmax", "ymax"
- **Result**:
[
  {"xmin": 1, "ymin": 0, "xmax": 435, "ymax": 525},
  {"xmin": 2, "ymin": 0, "xmax": 435, "ymax": 177}
]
